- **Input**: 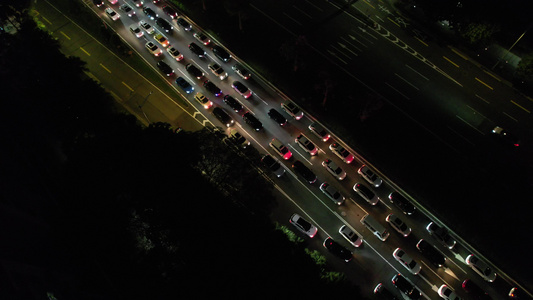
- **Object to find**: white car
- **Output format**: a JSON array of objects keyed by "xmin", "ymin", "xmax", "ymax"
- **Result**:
[
  {"xmin": 393, "ymin": 248, "xmax": 421, "ymax": 275},
  {"xmin": 353, "ymin": 183, "xmax": 379, "ymax": 205},
  {"xmin": 232, "ymin": 63, "xmax": 251, "ymax": 80},
  {"xmin": 329, "ymin": 143, "xmax": 354, "ymax": 164},
  {"xmin": 319, "ymin": 182, "xmax": 345, "ymax": 205},
  {"xmin": 465, "ymin": 254, "xmax": 497, "ymax": 282},
  {"xmin": 139, "ymin": 20, "xmax": 155, "ymax": 34},
  {"xmin": 385, "ymin": 214, "xmax": 411, "ymax": 237},
  {"xmin": 309, "ymin": 122, "xmax": 330, "ymax": 142},
  {"xmin": 208, "ymin": 63, "xmax": 228, "ymax": 80},
  {"xmin": 145, "ymin": 41, "xmax": 162, "ymax": 56},
  {"xmin": 167, "ymin": 47, "xmax": 184, "ymax": 61},
  {"xmin": 322, "ymin": 159, "xmax": 346, "ymax": 180},
  {"xmin": 105, "ymin": 7, "xmax": 120, "ymax": 21},
  {"xmin": 358, "ymin": 165, "xmax": 382, "ymax": 187},
  {"xmin": 194, "ymin": 92, "xmax": 212, "ymax": 109},
  {"xmin": 295, "ymin": 133, "xmax": 318, "ymax": 156},
  {"xmin": 119, "ymin": 3, "xmax": 135, "ymax": 17},
  {"xmin": 339, "ymin": 225, "xmax": 363, "ymax": 247},
  {"xmin": 438, "ymin": 285, "xmax": 462, "ymax": 300},
  {"xmin": 129, "ymin": 24, "xmax": 144, "ymax": 38},
  {"xmin": 193, "ymin": 32, "xmax": 211, "ymax": 45},
  {"xmin": 289, "ymin": 214, "xmax": 317, "ymax": 238},
  {"xmin": 232, "ymin": 81, "xmax": 252, "ymax": 99},
  {"xmin": 281, "ymin": 101, "xmax": 303, "ymax": 120}
]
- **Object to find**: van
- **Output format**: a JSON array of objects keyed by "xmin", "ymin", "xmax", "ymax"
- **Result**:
[{"xmin": 361, "ymin": 214, "xmax": 389, "ymax": 241}]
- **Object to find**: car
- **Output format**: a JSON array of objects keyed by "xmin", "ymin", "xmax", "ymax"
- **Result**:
[
  {"xmin": 388, "ymin": 192, "xmax": 416, "ymax": 215},
  {"xmin": 358, "ymin": 165, "xmax": 382, "ymax": 187},
  {"xmin": 175, "ymin": 77, "xmax": 194, "ymax": 94},
  {"xmin": 438, "ymin": 284, "xmax": 461, "ymax": 300},
  {"xmin": 188, "ymin": 42, "xmax": 206, "ymax": 57},
  {"xmin": 193, "ymin": 32, "xmax": 211, "ymax": 45},
  {"xmin": 232, "ymin": 81, "xmax": 252, "ymax": 99},
  {"xmin": 223, "ymin": 95, "xmax": 242, "ymax": 112},
  {"xmin": 105, "ymin": 7, "xmax": 120, "ymax": 20},
  {"xmin": 374, "ymin": 283, "xmax": 400, "ymax": 300},
  {"xmin": 156, "ymin": 61, "xmax": 174, "ymax": 76},
  {"xmin": 208, "ymin": 63, "xmax": 228, "ymax": 80},
  {"xmin": 131, "ymin": 0, "xmax": 143, "ymax": 8},
  {"xmin": 129, "ymin": 24, "xmax": 144, "ymax": 38},
  {"xmin": 167, "ymin": 46, "xmax": 184, "ymax": 61},
  {"xmin": 93, "ymin": 0, "xmax": 104, "ymax": 7},
  {"xmin": 386, "ymin": 214, "xmax": 411, "ymax": 237},
  {"xmin": 322, "ymin": 159, "xmax": 346, "ymax": 180},
  {"xmin": 509, "ymin": 287, "xmax": 523, "ymax": 299},
  {"xmin": 492, "ymin": 126, "xmax": 520, "ymax": 147},
  {"xmin": 261, "ymin": 154, "xmax": 285, "ymax": 177},
  {"xmin": 242, "ymin": 112, "xmax": 262, "ymax": 131},
  {"xmin": 212, "ymin": 107, "xmax": 233, "ymax": 127},
  {"xmin": 465, "ymin": 254, "xmax": 497, "ymax": 282},
  {"xmin": 319, "ymin": 182, "xmax": 344, "ymax": 205},
  {"xmin": 119, "ymin": 3, "xmax": 135, "ymax": 17},
  {"xmin": 229, "ymin": 129, "xmax": 250, "ymax": 149},
  {"xmin": 462, "ymin": 279, "xmax": 490, "ymax": 299},
  {"xmin": 154, "ymin": 33, "xmax": 170, "ymax": 48},
  {"xmin": 426, "ymin": 222, "xmax": 456, "ymax": 249},
  {"xmin": 323, "ymin": 237, "xmax": 352, "ymax": 262},
  {"xmin": 213, "ymin": 45, "xmax": 231, "ymax": 62},
  {"xmin": 145, "ymin": 41, "xmax": 162, "ymax": 56},
  {"xmin": 152, "ymin": 0, "xmax": 161, "ymax": 3},
  {"xmin": 106, "ymin": 0, "xmax": 118, "ymax": 4},
  {"xmin": 162, "ymin": 5, "xmax": 178, "ymax": 19},
  {"xmin": 309, "ymin": 122, "xmax": 330, "ymax": 142},
  {"xmin": 270, "ymin": 138, "xmax": 292, "ymax": 160},
  {"xmin": 232, "ymin": 63, "xmax": 251, "ymax": 80},
  {"xmin": 194, "ymin": 92, "xmax": 212, "ymax": 109},
  {"xmin": 155, "ymin": 17, "xmax": 173, "ymax": 33},
  {"xmin": 295, "ymin": 133, "xmax": 318, "ymax": 156},
  {"xmin": 353, "ymin": 183, "xmax": 379, "ymax": 205},
  {"xmin": 203, "ymin": 80, "xmax": 222, "ymax": 97},
  {"xmin": 339, "ymin": 225, "xmax": 363, "ymax": 247},
  {"xmin": 391, "ymin": 274, "xmax": 421, "ymax": 300},
  {"xmin": 281, "ymin": 101, "xmax": 304, "ymax": 120},
  {"xmin": 176, "ymin": 17, "xmax": 191, "ymax": 31},
  {"xmin": 289, "ymin": 213, "xmax": 317, "ymax": 238},
  {"xmin": 139, "ymin": 20, "xmax": 155, "ymax": 34},
  {"xmin": 393, "ymin": 248, "xmax": 421, "ymax": 275},
  {"xmin": 267, "ymin": 108, "xmax": 287, "ymax": 126},
  {"xmin": 329, "ymin": 142, "xmax": 354, "ymax": 164},
  {"xmin": 142, "ymin": 7, "xmax": 158, "ymax": 20},
  {"xmin": 292, "ymin": 160, "xmax": 317, "ymax": 184},
  {"xmin": 416, "ymin": 239, "xmax": 446, "ymax": 267},
  {"xmin": 186, "ymin": 63, "xmax": 204, "ymax": 79}
]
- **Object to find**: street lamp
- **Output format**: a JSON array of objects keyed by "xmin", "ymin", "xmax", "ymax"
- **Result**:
[{"xmin": 136, "ymin": 91, "xmax": 152, "ymax": 124}]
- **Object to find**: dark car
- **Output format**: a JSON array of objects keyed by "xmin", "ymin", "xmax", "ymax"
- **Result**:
[
  {"xmin": 426, "ymin": 222, "xmax": 456, "ymax": 249},
  {"xmin": 93, "ymin": 0, "xmax": 104, "ymax": 7},
  {"xmin": 292, "ymin": 160, "xmax": 317, "ymax": 184},
  {"xmin": 223, "ymin": 95, "xmax": 243, "ymax": 112},
  {"xmin": 212, "ymin": 107, "xmax": 233, "ymax": 127},
  {"xmin": 416, "ymin": 239, "xmax": 445, "ymax": 267},
  {"xmin": 131, "ymin": 0, "xmax": 143, "ymax": 7},
  {"xmin": 177, "ymin": 17, "xmax": 192, "ymax": 31},
  {"xmin": 156, "ymin": 61, "xmax": 174, "ymax": 76},
  {"xmin": 388, "ymin": 192, "xmax": 416, "ymax": 215},
  {"xmin": 323, "ymin": 237, "xmax": 352, "ymax": 262},
  {"xmin": 213, "ymin": 45, "xmax": 231, "ymax": 62},
  {"xmin": 162, "ymin": 5, "xmax": 178, "ymax": 19},
  {"xmin": 242, "ymin": 112, "xmax": 262, "ymax": 131},
  {"xmin": 374, "ymin": 283, "xmax": 400, "ymax": 300},
  {"xmin": 203, "ymin": 80, "xmax": 222, "ymax": 97},
  {"xmin": 492, "ymin": 126, "xmax": 520, "ymax": 147},
  {"xmin": 267, "ymin": 108, "xmax": 287, "ymax": 126},
  {"xmin": 175, "ymin": 77, "xmax": 194, "ymax": 94},
  {"xmin": 261, "ymin": 154, "xmax": 284, "ymax": 177},
  {"xmin": 155, "ymin": 17, "xmax": 173, "ymax": 33},
  {"xmin": 391, "ymin": 274, "xmax": 421, "ymax": 300},
  {"xmin": 188, "ymin": 42, "xmax": 206, "ymax": 57},
  {"xmin": 185, "ymin": 63, "xmax": 203, "ymax": 79},
  {"xmin": 143, "ymin": 7, "xmax": 158, "ymax": 20},
  {"xmin": 462, "ymin": 279, "xmax": 491, "ymax": 299}
]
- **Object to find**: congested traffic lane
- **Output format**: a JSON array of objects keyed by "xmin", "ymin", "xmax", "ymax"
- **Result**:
[{"xmin": 92, "ymin": 1, "xmax": 515, "ymax": 299}]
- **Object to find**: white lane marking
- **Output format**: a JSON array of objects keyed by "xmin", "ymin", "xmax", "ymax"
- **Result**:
[
  {"xmin": 405, "ymin": 64, "xmax": 429, "ymax": 81},
  {"xmin": 395, "ymin": 73, "xmax": 420, "ymax": 90}
]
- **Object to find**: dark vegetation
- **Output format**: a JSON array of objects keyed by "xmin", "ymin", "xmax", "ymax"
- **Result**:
[{"xmin": 0, "ymin": 10, "xmax": 365, "ymax": 300}]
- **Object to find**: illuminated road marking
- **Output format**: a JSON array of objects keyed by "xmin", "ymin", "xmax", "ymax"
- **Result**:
[
  {"xmin": 503, "ymin": 112, "xmax": 518, "ymax": 122},
  {"xmin": 122, "ymin": 82, "xmax": 134, "ymax": 92},
  {"xmin": 385, "ymin": 82, "xmax": 410, "ymax": 100},
  {"xmin": 511, "ymin": 100, "xmax": 531, "ymax": 113},
  {"xmin": 475, "ymin": 77, "xmax": 493, "ymax": 90},
  {"xmin": 60, "ymin": 31, "xmax": 71, "ymax": 40},
  {"xmin": 292, "ymin": 5, "xmax": 312, "ymax": 18},
  {"xmin": 303, "ymin": 0, "xmax": 323, "ymax": 11},
  {"xmin": 474, "ymin": 94, "xmax": 490, "ymax": 104},
  {"xmin": 283, "ymin": 12, "xmax": 302, "ymax": 25},
  {"xmin": 341, "ymin": 36, "xmax": 363, "ymax": 52},
  {"xmin": 330, "ymin": 45, "xmax": 352, "ymax": 60},
  {"xmin": 405, "ymin": 64, "xmax": 429, "ymax": 80},
  {"xmin": 395, "ymin": 73, "xmax": 419, "ymax": 90},
  {"xmin": 288, "ymin": 144, "xmax": 313, "ymax": 165},
  {"xmin": 447, "ymin": 127, "xmax": 475, "ymax": 146},
  {"xmin": 387, "ymin": 17, "xmax": 401, "ymax": 27},
  {"xmin": 443, "ymin": 56, "xmax": 459, "ymax": 68},
  {"xmin": 483, "ymin": 69, "xmax": 501, "ymax": 82},
  {"xmin": 421, "ymin": 261, "xmax": 455, "ymax": 287},
  {"xmin": 455, "ymin": 115, "xmax": 485, "ymax": 135},
  {"xmin": 450, "ymin": 48, "xmax": 468, "ymax": 60},
  {"xmin": 337, "ymin": 42, "xmax": 358, "ymax": 56},
  {"xmin": 415, "ymin": 36, "xmax": 428, "ymax": 46},
  {"xmin": 42, "ymin": 17, "xmax": 52, "ymax": 25},
  {"xmin": 99, "ymin": 63, "xmax": 111, "ymax": 73},
  {"xmin": 466, "ymin": 105, "xmax": 488, "ymax": 120},
  {"xmin": 79, "ymin": 47, "xmax": 90, "ymax": 56}
]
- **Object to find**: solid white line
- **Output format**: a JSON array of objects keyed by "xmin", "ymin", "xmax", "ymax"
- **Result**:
[
  {"xmin": 385, "ymin": 82, "xmax": 410, "ymax": 100},
  {"xmin": 405, "ymin": 64, "xmax": 429, "ymax": 81},
  {"xmin": 395, "ymin": 73, "xmax": 420, "ymax": 90},
  {"xmin": 455, "ymin": 115, "xmax": 485, "ymax": 135},
  {"xmin": 503, "ymin": 111, "xmax": 518, "ymax": 122}
]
